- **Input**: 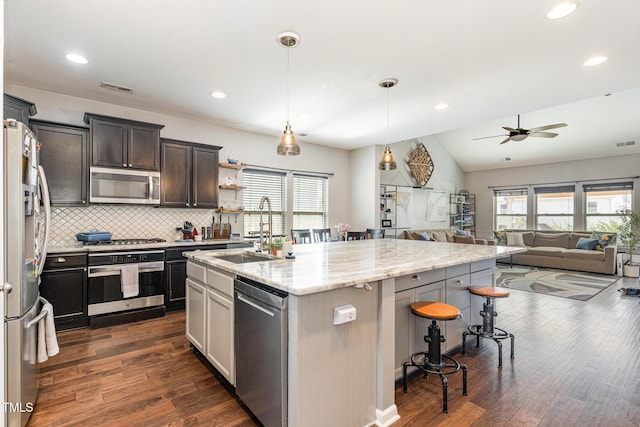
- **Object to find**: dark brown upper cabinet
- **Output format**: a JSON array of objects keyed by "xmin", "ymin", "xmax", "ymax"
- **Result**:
[
  {"xmin": 31, "ymin": 120, "xmax": 89, "ymax": 207},
  {"xmin": 4, "ymin": 93, "xmax": 37, "ymax": 127},
  {"xmin": 161, "ymin": 138, "xmax": 221, "ymax": 208},
  {"xmin": 84, "ymin": 113, "xmax": 164, "ymax": 171}
]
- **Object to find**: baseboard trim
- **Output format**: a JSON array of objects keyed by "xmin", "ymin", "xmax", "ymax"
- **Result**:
[{"xmin": 376, "ymin": 404, "xmax": 401, "ymax": 427}]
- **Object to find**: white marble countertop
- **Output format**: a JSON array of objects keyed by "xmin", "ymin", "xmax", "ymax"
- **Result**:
[
  {"xmin": 184, "ymin": 239, "xmax": 526, "ymax": 296},
  {"xmin": 47, "ymin": 239, "xmax": 250, "ymax": 254}
]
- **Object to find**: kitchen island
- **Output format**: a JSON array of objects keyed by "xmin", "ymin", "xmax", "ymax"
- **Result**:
[{"xmin": 184, "ymin": 239, "xmax": 524, "ymax": 427}]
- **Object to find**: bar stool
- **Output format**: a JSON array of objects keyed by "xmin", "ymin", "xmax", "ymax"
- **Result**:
[
  {"xmin": 402, "ymin": 301, "xmax": 468, "ymax": 413},
  {"xmin": 462, "ymin": 286, "xmax": 514, "ymax": 368}
]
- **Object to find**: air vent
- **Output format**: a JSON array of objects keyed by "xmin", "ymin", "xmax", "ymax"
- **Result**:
[
  {"xmin": 99, "ymin": 81, "xmax": 134, "ymax": 94},
  {"xmin": 616, "ymin": 141, "xmax": 636, "ymax": 147},
  {"xmin": 504, "ymin": 157, "xmax": 512, "ymax": 161}
]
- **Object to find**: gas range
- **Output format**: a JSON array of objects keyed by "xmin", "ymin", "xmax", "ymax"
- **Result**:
[{"xmin": 83, "ymin": 237, "xmax": 166, "ymax": 246}]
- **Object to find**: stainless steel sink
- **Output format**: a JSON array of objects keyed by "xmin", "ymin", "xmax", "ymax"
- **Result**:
[{"xmin": 215, "ymin": 253, "xmax": 273, "ymax": 264}]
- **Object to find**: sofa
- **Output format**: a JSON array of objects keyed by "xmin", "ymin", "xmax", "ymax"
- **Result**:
[
  {"xmin": 492, "ymin": 229, "xmax": 617, "ymax": 275},
  {"xmin": 402, "ymin": 229, "xmax": 488, "ymax": 245}
]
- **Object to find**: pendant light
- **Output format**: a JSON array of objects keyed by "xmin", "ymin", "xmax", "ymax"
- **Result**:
[
  {"xmin": 378, "ymin": 78, "xmax": 398, "ymax": 170},
  {"xmin": 276, "ymin": 32, "xmax": 301, "ymax": 156}
]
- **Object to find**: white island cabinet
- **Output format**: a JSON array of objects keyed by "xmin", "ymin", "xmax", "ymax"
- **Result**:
[
  {"xmin": 184, "ymin": 239, "xmax": 523, "ymax": 427},
  {"xmin": 185, "ymin": 260, "xmax": 236, "ymax": 385}
]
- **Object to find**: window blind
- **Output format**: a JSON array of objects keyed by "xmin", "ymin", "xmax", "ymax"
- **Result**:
[
  {"xmin": 243, "ymin": 169, "xmax": 286, "ymax": 237},
  {"xmin": 494, "ymin": 188, "xmax": 528, "ymax": 197},
  {"xmin": 583, "ymin": 182, "xmax": 633, "ymax": 192},
  {"xmin": 534, "ymin": 185, "xmax": 575, "ymax": 194},
  {"xmin": 292, "ymin": 174, "xmax": 328, "ymax": 229}
]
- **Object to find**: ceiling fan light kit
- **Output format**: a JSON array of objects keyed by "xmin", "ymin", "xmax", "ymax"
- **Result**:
[{"xmin": 276, "ymin": 31, "xmax": 301, "ymax": 156}]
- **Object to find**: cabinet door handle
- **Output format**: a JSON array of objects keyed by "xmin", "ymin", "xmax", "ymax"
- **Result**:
[
  {"xmin": 456, "ymin": 279, "xmax": 465, "ymax": 286},
  {"xmin": 55, "ymin": 257, "xmax": 66, "ymax": 263},
  {"xmin": 82, "ymin": 200, "xmax": 86, "ymax": 204},
  {"xmin": 412, "ymin": 274, "xmax": 421, "ymax": 281},
  {"xmin": 186, "ymin": 203, "xmax": 189, "ymax": 207},
  {"xmin": 123, "ymin": 163, "xmax": 127, "ymax": 167},
  {"xmin": 193, "ymin": 203, "xmax": 197, "ymax": 207},
  {"xmin": 128, "ymin": 163, "xmax": 132, "ymax": 167}
]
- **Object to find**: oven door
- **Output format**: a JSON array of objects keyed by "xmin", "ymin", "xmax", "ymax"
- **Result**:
[{"xmin": 87, "ymin": 261, "xmax": 164, "ymax": 315}]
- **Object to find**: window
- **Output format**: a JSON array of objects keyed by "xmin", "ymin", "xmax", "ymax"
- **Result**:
[
  {"xmin": 292, "ymin": 174, "xmax": 328, "ymax": 229},
  {"xmin": 242, "ymin": 169, "xmax": 286, "ymax": 237},
  {"xmin": 534, "ymin": 185, "xmax": 575, "ymax": 230},
  {"xmin": 494, "ymin": 188, "xmax": 527, "ymax": 230},
  {"xmin": 584, "ymin": 182, "xmax": 633, "ymax": 231}
]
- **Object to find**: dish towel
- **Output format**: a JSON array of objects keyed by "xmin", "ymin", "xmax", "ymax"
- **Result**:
[
  {"xmin": 37, "ymin": 302, "xmax": 59, "ymax": 363},
  {"xmin": 120, "ymin": 264, "xmax": 139, "ymax": 298}
]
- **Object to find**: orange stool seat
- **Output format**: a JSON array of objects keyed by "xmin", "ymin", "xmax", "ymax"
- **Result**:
[
  {"xmin": 410, "ymin": 301, "xmax": 461, "ymax": 320},
  {"xmin": 468, "ymin": 286, "xmax": 509, "ymax": 298}
]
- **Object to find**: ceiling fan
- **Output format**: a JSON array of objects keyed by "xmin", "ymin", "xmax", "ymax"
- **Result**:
[{"xmin": 473, "ymin": 114, "xmax": 567, "ymax": 145}]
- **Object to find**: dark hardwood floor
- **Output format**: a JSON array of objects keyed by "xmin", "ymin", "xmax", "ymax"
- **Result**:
[{"xmin": 28, "ymin": 276, "xmax": 640, "ymax": 427}]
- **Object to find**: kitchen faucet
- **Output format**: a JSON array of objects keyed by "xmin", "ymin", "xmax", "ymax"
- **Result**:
[{"xmin": 258, "ymin": 196, "xmax": 272, "ymax": 252}]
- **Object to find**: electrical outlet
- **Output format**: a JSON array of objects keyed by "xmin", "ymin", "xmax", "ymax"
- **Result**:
[{"xmin": 333, "ymin": 304, "xmax": 356, "ymax": 325}]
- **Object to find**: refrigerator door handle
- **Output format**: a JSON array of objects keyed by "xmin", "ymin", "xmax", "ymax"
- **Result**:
[
  {"xmin": 24, "ymin": 296, "xmax": 51, "ymax": 329},
  {"xmin": 36, "ymin": 165, "xmax": 51, "ymax": 277}
]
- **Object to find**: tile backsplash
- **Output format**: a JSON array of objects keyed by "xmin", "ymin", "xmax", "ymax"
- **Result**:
[{"xmin": 49, "ymin": 205, "xmax": 244, "ymax": 245}]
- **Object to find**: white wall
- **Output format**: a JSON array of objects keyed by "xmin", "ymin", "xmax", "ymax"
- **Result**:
[
  {"xmin": 375, "ymin": 135, "xmax": 465, "ymax": 232},
  {"xmin": 0, "ymin": 3, "xmax": 6, "ymax": 424},
  {"xmin": 348, "ymin": 145, "xmax": 378, "ymax": 230},
  {"xmin": 464, "ymin": 153, "xmax": 640, "ymax": 239},
  {"xmin": 6, "ymin": 84, "xmax": 351, "ymax": 235}
]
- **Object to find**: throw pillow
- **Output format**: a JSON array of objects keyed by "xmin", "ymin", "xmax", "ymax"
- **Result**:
[
  {"xmin": 590, "ymin": 231, "xmax": 615, "ymax": 251},
  {"xmin": 431, "ymin": 231, "xmax": 448, "ymax": 242},
  {"xmin": 418, "ymin": 231, "xmax": 431, "ymax": 241},
  {"xmin": 506, "ymin": 232, "xmax": 525, "ymax": 246},
  {"xmin": 453, "ymin": 235, "xmax": 476, "ymax": 244},
  {"xmin": 493, "ymin": 230, "xmax": 507, "ymax": 245},
  {"xmin": 576, "ymin": 237, "xmax": 598, "ymax": 251},
  {"xmin": 456, "ymin": 229, "xmax": 471, "ymax": 236}
]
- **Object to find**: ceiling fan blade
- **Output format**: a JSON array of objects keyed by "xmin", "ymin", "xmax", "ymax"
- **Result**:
[
  {"xmin": 502, "ymin": 126, "xmax": 515, "ymax": 132},
  {"xmin": 528, "ymin": 123, "xmax": 567, "ymax": 132},
  {"xmin": 499, "ymin": 136, "xmax": 512, "ymax": 145},
  {"xmin": 472, "ymin": 134, "xmax": 509, "ymax": 141},
  {"xmin": 528, "ymin": 131, "xmax": 558, "ymax": 138}
]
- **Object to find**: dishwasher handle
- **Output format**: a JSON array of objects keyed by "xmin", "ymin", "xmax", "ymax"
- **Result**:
[{"xmin": 237, "ymin": 293, "xmax": 275, "ymax": 317}]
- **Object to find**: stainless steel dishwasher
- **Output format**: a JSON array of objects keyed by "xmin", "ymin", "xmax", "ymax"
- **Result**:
[{"xmin": 234, "ymin": 276, "xmax": 288, "ymax": 427}]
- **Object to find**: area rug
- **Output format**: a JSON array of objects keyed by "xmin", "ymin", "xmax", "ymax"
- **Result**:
[{"xmin": 495, "ymin": 264, "xmax": 619, "ymax": 301}]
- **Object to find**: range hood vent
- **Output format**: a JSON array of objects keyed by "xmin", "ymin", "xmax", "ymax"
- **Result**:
[
  {"xmin": 99, "ymin": 81, "xmax": 134, "ymax": 94},
  {"xmin": 615, "ymin": 140, "xmax": 635, "ymax": 147}
]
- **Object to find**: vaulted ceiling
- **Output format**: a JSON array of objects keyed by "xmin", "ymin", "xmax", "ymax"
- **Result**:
[{"xmin": 5, "ymin": 1, "xmax": 640, "ymax": 171}]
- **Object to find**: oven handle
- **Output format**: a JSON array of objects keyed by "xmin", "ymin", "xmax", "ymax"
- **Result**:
[{"xmin": 87, "ymin": 261, "xmax": 164, "ymax": 278}]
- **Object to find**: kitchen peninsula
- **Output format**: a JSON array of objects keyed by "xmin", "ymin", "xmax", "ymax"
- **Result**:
[{"xmin": 185, "ymin": 239, "xmax": 525, "ymax": 427}]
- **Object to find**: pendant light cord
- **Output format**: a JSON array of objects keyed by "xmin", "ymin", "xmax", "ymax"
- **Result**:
[
  {"xmin": 386, "ymin": 85, "xmax": 390, "ymax": 145},
  {"xmin": 286, "ymin": 44, "xmax": 290, "ymax": 124}
]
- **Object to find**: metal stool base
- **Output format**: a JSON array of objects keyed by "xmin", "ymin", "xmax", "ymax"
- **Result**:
[
  {"xmin": 402, "ymin": 352, "xmax": 468, "ymax": 413},
  {"xmin": 462, "ymin": 324, "xmax": 514, "ymax": 368}
]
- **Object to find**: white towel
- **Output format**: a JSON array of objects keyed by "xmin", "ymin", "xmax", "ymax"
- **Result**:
[
  {"xmin": 120, "ymin": 264, "xmax": 139, "ymax": 298},
  {"xmin": 37, "ymin": 302, "xmax": 59, "ymax": 363}
]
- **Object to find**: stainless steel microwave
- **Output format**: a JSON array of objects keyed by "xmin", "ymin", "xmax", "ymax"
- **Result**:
[{"xmin": 90, "ymin": 166, "xmax": 160, "ymax": 205}]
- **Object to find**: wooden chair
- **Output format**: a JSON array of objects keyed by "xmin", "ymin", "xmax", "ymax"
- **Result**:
[
  {"xmin": 291, "ymin": 229, "xmax": 312, "ymax": 244},
  {"xmin": 366, "ymin": 228, "xmax": 385, "ymax": 239},
  {"xmin": 346, "ymin": 231, "xmax": 367, "ymax": 241},
  {"xmin": 312, "ymin": 228, "xmax": 332, "ymax": 243}
]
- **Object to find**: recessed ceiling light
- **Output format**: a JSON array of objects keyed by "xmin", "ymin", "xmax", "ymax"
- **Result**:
[
  {"xmin": 65, "ymin": 53, "xmax": 88, "ymax": 64},
  {"xmin": 546, "ymin": 2, "xmax": 578, "ymax": 20},
  {"xmin": 210, "ymin": 91, "xmax": 227, "ymax": 99},
  {"xmin": 584, "ymin": 56, "xmax": 608, "ymax": 66},
  {"xmin": 434, "ymin": 103, "xmax": 449, "ymax": 110}
]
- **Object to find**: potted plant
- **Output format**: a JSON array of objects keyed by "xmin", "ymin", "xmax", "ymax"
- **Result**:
[
  {"xmin": 616, "ymin": 208, "xmax": 640, "ymax": 277},
  {"xmin": 271, "ymin": 237, "xmax": 283, "ymax": 257}
]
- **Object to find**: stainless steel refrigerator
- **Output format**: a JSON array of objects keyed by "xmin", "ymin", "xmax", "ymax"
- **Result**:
[{"xmin": 3, "ymin": 120, "xmax": 51, "ymax": 427}]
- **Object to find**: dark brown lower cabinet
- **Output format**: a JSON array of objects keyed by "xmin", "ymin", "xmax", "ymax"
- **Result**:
[{"xmin": 40, "ymin": 254, "xmax": 89, "ymax": 330}]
